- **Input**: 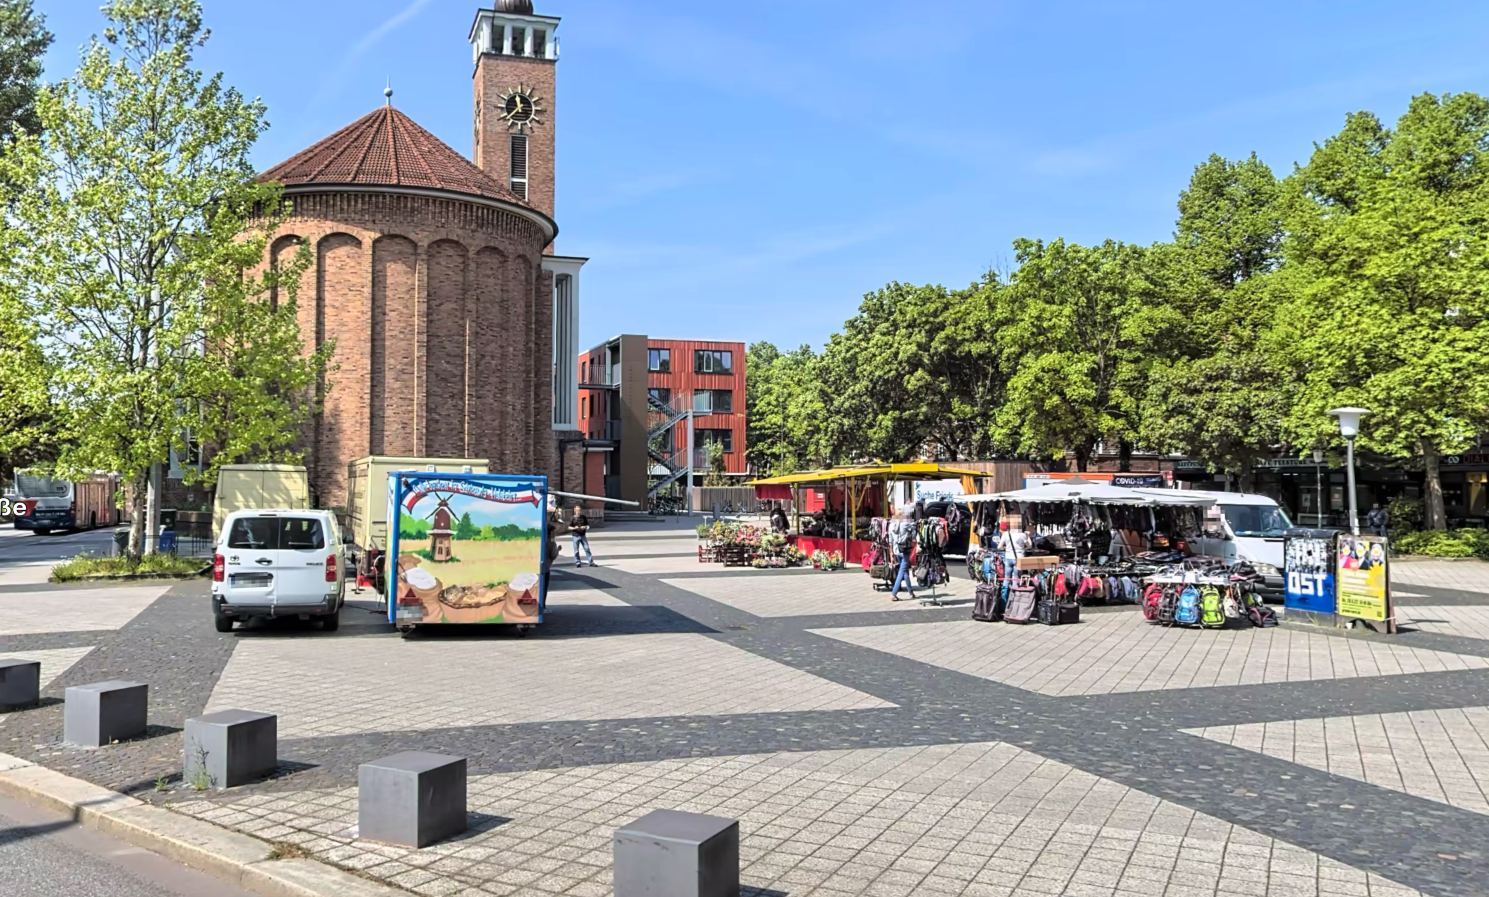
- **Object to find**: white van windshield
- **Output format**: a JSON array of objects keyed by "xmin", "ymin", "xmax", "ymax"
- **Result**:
[
  {"xmin": 1222, "ymin": 504, "xmax": 1292, "ymax": 538},
  {"xmin": 227, "ymin": 517, "xmax": 325, "ymax": 551}
]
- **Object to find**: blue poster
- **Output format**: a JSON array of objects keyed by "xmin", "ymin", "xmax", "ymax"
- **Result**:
[{"xmin": 1284, "ymin": 532, "xmax": 1336, "ymax": 614}]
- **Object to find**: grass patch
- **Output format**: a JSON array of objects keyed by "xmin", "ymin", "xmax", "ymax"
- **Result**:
[
  {"xmin": 50, "ymin": 552, "xmax": 206, "ymax": 582},
  {"xmin": 266, "ymin": 841, "xmax": 309, "ymax": 861},
  {"xmin": 1394, "ymin": 529, "xmax": 1489, "ymax": 559}
]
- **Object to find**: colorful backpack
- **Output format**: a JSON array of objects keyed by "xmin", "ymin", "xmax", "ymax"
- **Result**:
[
  {"xmin": 1157, "ymin": 585, "xmax": 1179, "ymax": 624},
  {"xmin": 1175, "ymin": 584, "xmax": 1200, "ymax": 626},
  {"xmin": 1199, "ymin": 585, "xmax": 1225, "ymax": 628},
  {"xmin": 1142, "ymin": 583, "xmax": 1163, "ymax": 621},
  {"xmin": 1243, "ymin": 589, "xmax": 1278, "ymax": 627}
]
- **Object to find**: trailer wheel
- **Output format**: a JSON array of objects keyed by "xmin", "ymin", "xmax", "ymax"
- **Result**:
[{"xmin": 516, "ymin": 624, "xmax": 533, "ymax": 638}]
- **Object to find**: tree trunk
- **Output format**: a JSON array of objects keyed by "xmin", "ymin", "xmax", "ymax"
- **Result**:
[
  {"xmin": 126, "ymin": 476, "xmax": 147, "ymax": 559},
  {"xmin": 1238, "ymin": 464, "xmax": 1255, "ymax": 494},
  {"xmin": 1118, "ymin": 440, "xmax": 1132, "ymax": 473},
  {"xmin": 1422, "ymin": 437, "xmax": 1448, "ymax": 531}
]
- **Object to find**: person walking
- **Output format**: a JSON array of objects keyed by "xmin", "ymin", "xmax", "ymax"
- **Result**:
[
  {"xmin": 888, "ymin": 509, "xmax": 918, "ymax": 601},
  {"xmin": 1366, "ymin": 502, "xmax": 1390, "ymax": 539},
  {"xmin": 570, "ymin": 507, "xmax": 594, "ymax": 566}
]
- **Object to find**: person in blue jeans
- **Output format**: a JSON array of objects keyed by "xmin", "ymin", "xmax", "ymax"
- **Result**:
[
  {"xmin": 569, "ymin": 508, "xmax": 594, "ymax": 566},
  {"xmin": 888, "ymin": 509, "xmax": 917, "ymax": 600}
]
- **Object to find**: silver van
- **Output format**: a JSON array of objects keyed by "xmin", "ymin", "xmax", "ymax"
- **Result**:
[{"xmin": 212, "ymin": 509, "xmax": 347, "ymax": 632}]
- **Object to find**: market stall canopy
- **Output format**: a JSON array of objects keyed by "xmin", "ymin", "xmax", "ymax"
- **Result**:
[
  {"xmin": 747, "ymin": 462, "xmax": 987, "ymax": 489},
  {"xmin": 968, "ymin": 480, "xmax": 1217, "ymax": 506}
]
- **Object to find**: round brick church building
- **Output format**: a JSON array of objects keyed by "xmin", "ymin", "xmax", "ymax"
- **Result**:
[{"xmin": 257, "ymin": 105, "xmax": 557, "ymax": 507}]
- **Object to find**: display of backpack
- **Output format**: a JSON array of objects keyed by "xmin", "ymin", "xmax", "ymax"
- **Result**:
[
  {"xmin": 973, "ymin": 582, "xmax": 1004, "ymax": 622},
  {"xmin": 1004, "ymin": 583, "xmax": 1037, "ymax": 623},
  {"xmin": 1199, "ymin": 585, "xmax": 1225, "ymax": 629},
  {"xmin": 1175, "ymin": 584, "xmax": 1201, "ymax": 626},
  {"xmin": 1222, "ymin": 590, "xmax": 1242, "ymax": 620},
  {"xmin": 1243, "ymin": 590, "xmax": 1278, "ymax": 628},
  {"xmin": 1157, "ymin": 586, "xmax": 1179, "ymax": 625},
  {"xmin": 1142, "ymin": 583, "xmax": 1163, "ymax": 621}
]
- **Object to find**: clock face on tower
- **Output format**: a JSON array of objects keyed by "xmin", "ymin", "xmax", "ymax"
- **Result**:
[{"xmin": 498, "ymin": 85, "xmax": 545, "ymax": 133}]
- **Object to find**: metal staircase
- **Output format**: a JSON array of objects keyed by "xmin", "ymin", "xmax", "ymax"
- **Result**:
[{"xmin": 646, "ymin": 394, "xmax": 693, "ymax": 502}]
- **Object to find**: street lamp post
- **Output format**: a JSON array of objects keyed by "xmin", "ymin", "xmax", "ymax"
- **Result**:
[
  {"xmin": 1326, "ymin": 407, "xmax": 1370, "ymax": 535},
  {"xmin": 1312, "ymin": 449, "xmax": 1324, "ymax": 526}
]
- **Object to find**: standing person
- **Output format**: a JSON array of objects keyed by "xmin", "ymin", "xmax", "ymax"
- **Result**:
[
  {"xmin": 770, "ymin": 506, "xmax": 789, "ymax": 534},
  {"xmin": 888, "ymin": 509, "xmax": 917, "ymax": 601},
  {"xmin": 997, "ymin": 520, "xmax": 1029, "ymax": 567},
  {"xmin": 1366, "ymin": 502, "xmax": 1389, "ymax": 538},
  {"xmin": 570, "ymin": 506, "xmax": 594, "ymax": 566}
]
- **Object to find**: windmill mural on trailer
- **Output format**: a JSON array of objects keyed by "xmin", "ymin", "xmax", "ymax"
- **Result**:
[{"xmin": 425, "ymin": 492, "xmax": 457, "ymax": 561}]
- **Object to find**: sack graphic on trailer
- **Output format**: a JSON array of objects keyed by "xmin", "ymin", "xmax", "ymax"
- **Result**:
[
  {"xmin": 973, "ymin": 582, "xmax": 1004, "ymax": 622},
  {"xmin": 1199, "ymin": 585, "xmax": 1225, "ymax": 628},
  {"xmin": 1004, "ymin": 585, "xmax": 1037, "ymax": 623},
  {"xmin": 1142, "ymin": 583, "xmax": 1163, "ymax": 621},
  {"xmin": 1175, "ymin": 585, "xmax": 1201, "ymax": 626}
]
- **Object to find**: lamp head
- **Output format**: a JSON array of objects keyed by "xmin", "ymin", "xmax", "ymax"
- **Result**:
[{"xmin": 1326, "ymin": 406, "xmax": 1370, "ymax": 439}]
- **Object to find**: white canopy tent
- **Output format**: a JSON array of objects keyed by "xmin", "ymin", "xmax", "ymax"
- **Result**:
[{"xmin": 965, "ymin": 481, "xmax": 1216, "ymax": 507}]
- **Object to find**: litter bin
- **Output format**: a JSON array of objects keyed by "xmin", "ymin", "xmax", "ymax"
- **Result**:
[
  {"xmin": 113, "ymin": 526, "xmax": 130, "ymax": 557},
  {"xmin": 1283, "ymin": 527, "xmax": 1338, "ymax": 626},
  {"xmin": 158, "ymin": 529, "xmax": 177, "ymax": 554}
]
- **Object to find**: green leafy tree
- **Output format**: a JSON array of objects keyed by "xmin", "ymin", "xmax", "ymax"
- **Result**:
[
  {"xmin": 0, "ymin": 0, "xmax": 49, "ymax": 145},
  {"xmin": 1277, "ymin": 93, "xmax": 1489, "ymax": 530},
  {"xmin": 746, "ymin": 340, "xmax": 826, "ymax": 475},
  {"xmin": 0, "ymin": 0, "xmax": 327, "ymax": 556},
  {"xmin": 703, "ymin": 441, "xmax": 729, "ymax": 487},
  {"xmin": 1139, "ymin": 154, "xmax": 1291, "ymax": 487},
  {"xmin": 454, "ymin": 511, "xmax": 477, "ymax": 540},
  {"xmin": 992, "ymin": 239, "xmax": 1180, "ymax": 469}
]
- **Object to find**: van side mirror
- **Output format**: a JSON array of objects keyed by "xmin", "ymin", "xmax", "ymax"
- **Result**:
[{"xmin": 343, "ymin": 533, "xmax": 354, "ymax": 545}]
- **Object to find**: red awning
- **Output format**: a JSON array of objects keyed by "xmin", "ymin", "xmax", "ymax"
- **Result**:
[{"xmin": 753, "ymin": 484, "xmax": 793, "ymax": 500}]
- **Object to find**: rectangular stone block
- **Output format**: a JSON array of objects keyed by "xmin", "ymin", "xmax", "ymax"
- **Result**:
[
  {"xmin": 614, "ymin": 808, "xmax": 739, "ymax": 897},
  {"xmin": 358, "ymin": 751, "xmax": 466, "ymax": 848},
  {"xmin": 184, "ymin": 709, "xmax": 277, "ymax": 789},
  {"xmin": 63, "ymin": 680, "xmax": 147, "ymax": 748},
  {"xmin": 0, "ymin": 658, "xmax": 40, "ymax": 711}
]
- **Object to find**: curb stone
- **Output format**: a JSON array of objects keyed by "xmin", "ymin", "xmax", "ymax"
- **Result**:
[
  {"xmin": 0, "ymin": 752, "xmax": 405, "ymax": 897},
  {"xmin": 53, "ymin": 569, "xmax": 209, "ymax": 583}
]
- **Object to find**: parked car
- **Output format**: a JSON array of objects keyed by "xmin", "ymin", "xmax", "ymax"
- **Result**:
[{"xmin": 212, "ymin": 509, "xmax": 348, "ymax": 632}]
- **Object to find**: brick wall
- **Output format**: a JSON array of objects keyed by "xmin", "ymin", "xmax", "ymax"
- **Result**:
[
  {"xmin": 473, "ymin": 53, "xmax": 556, "ymax": 245},
  {"xmin": 267, "ymin": 190, "xmax": 550, "ymax": 509}
]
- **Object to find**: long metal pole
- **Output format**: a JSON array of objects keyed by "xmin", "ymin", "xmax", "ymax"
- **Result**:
[
  {"xmin": 686, "ymin": 410, "xmax": 695, "ymax": 516},
  {"xmin": 1346, "ymin": 436, "xmax": 1360, "ymax": 535}
]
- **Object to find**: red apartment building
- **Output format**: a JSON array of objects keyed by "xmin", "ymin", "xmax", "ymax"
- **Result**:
[{"xmin": 578, "ymin": 335, "xmax": 747, "ymax": 506}]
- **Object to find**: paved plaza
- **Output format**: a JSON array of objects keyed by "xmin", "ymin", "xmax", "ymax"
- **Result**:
[{"xmin": 4, "ymin": 521, "xmax": 1489, "ymax": 896}]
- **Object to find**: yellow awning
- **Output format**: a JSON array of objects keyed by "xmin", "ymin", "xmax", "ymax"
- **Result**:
[{"xmin": 746, "ymin": 463, "xmax": 987, "ymax": 487}]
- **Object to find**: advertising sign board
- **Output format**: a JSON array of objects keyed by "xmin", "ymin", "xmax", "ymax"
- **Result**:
[
  {"xmin": 386, "ymin": 472, "xmax": 548, "ymax": 627},
  {"xmin": 1337, "ymin": 533, "xmax": 1392, "ymax": 631},
  {"xmin": 1284, "ymin": 528, "xmax": 1337, "ymax": 620}
]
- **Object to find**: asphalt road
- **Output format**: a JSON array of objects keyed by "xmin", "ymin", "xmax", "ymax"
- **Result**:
[
  {"xmin": 0, "ymin": 791, "xmax": 255, "ymax": 897},
  {"xmin": 0, "ymin": 523, "xmax": 116, "ymax": 569}
]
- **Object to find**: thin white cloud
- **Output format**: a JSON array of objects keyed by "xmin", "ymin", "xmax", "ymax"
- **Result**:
[{"xmin": 305, "ymin": 0, "xmax": 436, "ymax": 112}]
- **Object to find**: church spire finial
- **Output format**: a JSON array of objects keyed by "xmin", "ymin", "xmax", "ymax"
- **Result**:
[{"xmin": 384, "ymin": 79, "xmax": 393, "ymax": 106}]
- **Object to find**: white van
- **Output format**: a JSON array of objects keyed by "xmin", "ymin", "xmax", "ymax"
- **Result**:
[
  {"xmin": 1184, "ymin": 491, "xmax": 1292, "ymax": 600},
  {"xmin": 212, "ymin": 509, "xmax": 347, "ymax": 632}
]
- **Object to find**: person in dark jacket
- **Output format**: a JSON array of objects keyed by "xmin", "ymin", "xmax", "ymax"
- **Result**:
[
  {"xmin": 770, "ymin": 506, "xmax": 789, "ymax": 534},
  {"xmin": 570, "ymin": 507, "xmax": 594, "ymax": 566},
  {"xmin": 1365, "ymin": 503, "xmax": 1389, "ymax": 538}
]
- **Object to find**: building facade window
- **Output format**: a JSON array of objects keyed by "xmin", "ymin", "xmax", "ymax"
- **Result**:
[
  {"xmin": 694, "ymin": 349, "xmax": 733, "ymax": 374},
  {"xmin": 509, "ymin": 134, "xmax": 528, "ymax": 199},
  {"xmin": 581, "ymin": 396, "xmax": 587, "ymax": 419},
  {"xmin": 697, "ymin": 428, "xmax": 733, "ymax": 453},
  {"xmin": 648, "ymin": 387, "xmax": 671, "ymax": 406},
  {"xmin": 647, "ymin": 348, "xmax": 670, "ymax": 372},
  {"xmin": 511, "ymin": 26, "xmax": 527, "ymax": 55},
  {"xmin": 691, "ymin": 389, "xmax": 732, "ymax": 414}
]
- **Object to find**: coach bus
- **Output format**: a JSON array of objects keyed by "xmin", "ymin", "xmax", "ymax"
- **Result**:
[{"xmin": 11, "ymin": 470, "xmax": 121, "ymax": 534}]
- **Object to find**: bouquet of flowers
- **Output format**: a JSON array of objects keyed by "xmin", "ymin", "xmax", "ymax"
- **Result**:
[
  {"xmin": 783, "ymin": 545, "xmax": 808, "ymax": 566},
  {"xmin": 761, "ymin": 532, "xmax": 787, "ymax": 555}
]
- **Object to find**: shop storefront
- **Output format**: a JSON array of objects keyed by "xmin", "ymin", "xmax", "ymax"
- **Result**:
[
  {"xmin": 1441, "ymin": 451, "xmax": 1489, "ymax": 526},
  {"xmin": 1173, "ymin": 458, "xmax": 1418, "ymax": 528}
]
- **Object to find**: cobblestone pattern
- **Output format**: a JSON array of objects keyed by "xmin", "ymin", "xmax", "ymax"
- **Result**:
[
  {"xmin": 663, "ymin": 573, "xmax": 976, "ymax": 618},
  {"xmin": 811, "ymin": 615, "xmax": 1489, "ymax": 696},
  {"xmin": 1392, "ymin": 560, "xmax": 1489, "ymax": 594},
  {"xmin": 205, "ymin": 632, "xmax": 892, "ymax": 738},
  {"xmin": 1186, "ymin": 707, "xmax": 1489, "ymax": 816},
  {"xmin": 1399, "ymin": 605, "xmax": 1489, "ymax": 641},
  {"xmin": 173, "ymin": 741, "xmax": 1425, "ymax": 897},
  {"xmin": 0, "ymin": 584, "xmax": 168, "ymax": 635}
]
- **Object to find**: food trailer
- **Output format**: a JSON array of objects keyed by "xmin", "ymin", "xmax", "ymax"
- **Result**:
[{"xmin": 387, "ymin": 471, "xmax": 548, "ymax": 632}]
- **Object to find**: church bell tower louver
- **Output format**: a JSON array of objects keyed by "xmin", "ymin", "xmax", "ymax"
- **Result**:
[{"xmin": 470, "ymin": 1, "xmax": 559, "ymax": 230}]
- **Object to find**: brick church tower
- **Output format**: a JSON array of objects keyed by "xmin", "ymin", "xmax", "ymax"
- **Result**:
[{"xmin": 469, "ymin": 1, "xmax": 559, "ymax": 235}]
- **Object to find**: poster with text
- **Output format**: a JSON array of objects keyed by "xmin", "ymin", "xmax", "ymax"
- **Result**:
[
  {"xmin": 387, "ymin": 473, "xmax": 547, "ymax": 626},
  {"xmin": 1336, "ymin": 533, "xmax": 1389, "ymax": 622}
]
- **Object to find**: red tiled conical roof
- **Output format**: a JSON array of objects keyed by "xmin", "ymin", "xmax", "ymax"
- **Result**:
[{"xmin": 258, "ymin": 105, "xmax": 529, "ymax": 207}]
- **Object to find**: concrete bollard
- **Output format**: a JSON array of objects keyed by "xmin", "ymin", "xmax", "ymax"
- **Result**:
[
  {"xmin": 184, "ymin": 709, "xmax": 277, "ymax": 789},
  {"xmin": 358, "ymin": 752, "xmax": 467, "ymax": 848},
  {"xmin": 614, "ymin": 809, "xmax": 740, "ymax": 897},
  {"xmin": 0, "ymin": 659, "xmax": 40, "ymax": 711},
  {"xmin": 63, "ymin": 680, "xmax": 147, "ymax": 748}
]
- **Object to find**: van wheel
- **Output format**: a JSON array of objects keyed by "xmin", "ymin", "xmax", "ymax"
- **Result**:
[
  {"xmin": 214, "ymin": 612, "xmax": 234, "ymax": 633},
  {"xmin": 321, "ymin": 609, "xmax": 340, "ymax": 631}
]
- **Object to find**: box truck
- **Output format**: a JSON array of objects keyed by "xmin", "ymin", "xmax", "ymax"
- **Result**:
[
  {"xmin": 346, "ymin": 456, "xmax": 489, "ymax": 591},
  {"xmin": 212, "ymin": 464, "xmax": 310, "ymax": 539}
]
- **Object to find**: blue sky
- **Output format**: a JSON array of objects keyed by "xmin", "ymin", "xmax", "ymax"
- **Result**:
[{"xmin": 43, "ymin": 1, "xmax": 1489, "ymax": 351}]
